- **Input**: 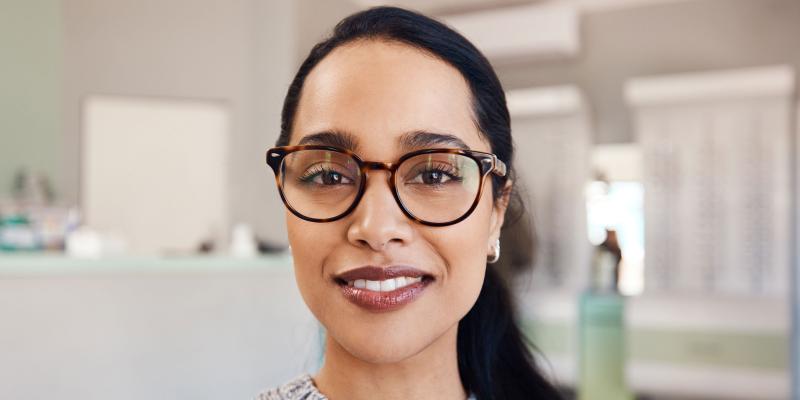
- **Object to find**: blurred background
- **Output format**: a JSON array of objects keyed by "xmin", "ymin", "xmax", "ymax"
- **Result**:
[{"xmin": 1, "ymin": 0, "xmax": 798, "ymax": 399}]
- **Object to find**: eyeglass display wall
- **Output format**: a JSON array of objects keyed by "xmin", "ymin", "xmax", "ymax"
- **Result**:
[
  {"xmin": 507, "ymin": 86, "xmax": 592, "ymax": 290},
  {"xmin": 626, "ymin": 66, "xmax": 794, "ymax": 298}
]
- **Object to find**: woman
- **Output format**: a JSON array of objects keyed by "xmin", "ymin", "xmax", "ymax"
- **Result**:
[{"xmin": 259, "ymin": 6, "xmax": 562, "ymax": 400}]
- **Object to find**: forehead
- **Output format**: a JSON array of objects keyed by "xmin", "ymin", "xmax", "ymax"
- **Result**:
[{"xmin": 290, "ymin": 39, "xmax": 489, "ymax": 156}]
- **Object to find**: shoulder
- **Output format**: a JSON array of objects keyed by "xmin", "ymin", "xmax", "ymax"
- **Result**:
[{"xmin": 255, "ymin": 374, "xmax": 327, "ymax": 400}]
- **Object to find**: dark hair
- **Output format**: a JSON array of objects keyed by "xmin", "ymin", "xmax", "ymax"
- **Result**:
[{"xmin": 277, "ymin": 6, "xmax": 562, "ymax": 400}]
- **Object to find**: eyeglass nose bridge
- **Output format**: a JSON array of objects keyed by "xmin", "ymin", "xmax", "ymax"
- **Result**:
[
  {"xmin": 345, "ymin": 160, "xmax": 408, "ymax": 222},
  {"xmin": 359, "ymin": 161, "xmax": 400, "ymax": 185},
  {"xmin": 361, "ymin": 161, "xmax": 396, "ymax": 172}
]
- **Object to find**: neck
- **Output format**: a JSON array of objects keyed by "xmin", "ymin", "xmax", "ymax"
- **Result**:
[{"xmin": 313, "ymin": 323, "xmax": 467, "ymax": 400}]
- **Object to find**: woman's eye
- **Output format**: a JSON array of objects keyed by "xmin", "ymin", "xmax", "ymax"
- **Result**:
[
  {"xmin": 409, "ymin": 169, "xmax": 458, "ymax": 185},
  {"xmin": 303, "ymin": 169, "xmax": 354, "ymax": 185}
]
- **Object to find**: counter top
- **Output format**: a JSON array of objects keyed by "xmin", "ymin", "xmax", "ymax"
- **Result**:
[{"xmin": 0, "ymin": 252, "xmax": 293, "ymax": 275}]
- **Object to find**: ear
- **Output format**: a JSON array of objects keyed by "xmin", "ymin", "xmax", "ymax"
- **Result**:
[{"xmin": 488, "ymin": 180, "xmax": 513, "ymax": 250}]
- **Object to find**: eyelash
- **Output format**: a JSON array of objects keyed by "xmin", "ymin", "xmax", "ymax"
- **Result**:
[
  {"xmin": 408, "ymin": 164, "xmax": 463, "ymax": 183},
  {"xmin": 298, "ymin": 165, "xmax": 353, "ymax": 185}
]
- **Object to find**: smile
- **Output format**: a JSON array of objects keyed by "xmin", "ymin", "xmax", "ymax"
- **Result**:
[
  {"xmin": 334, "ymin": 266, "xmax": 434, "ymax": 312},
  {"xmin": 348, "ymin": 276, "xmax": 423, "ymax": 291}
]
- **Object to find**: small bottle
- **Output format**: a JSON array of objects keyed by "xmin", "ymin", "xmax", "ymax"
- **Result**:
[
  {"xmin": 591, "ymin": 230, "xmax": 622, "ymax": 293},
  {"xmin": 230, "ymin": 223, "xmax": 257, "ymax": 258}
]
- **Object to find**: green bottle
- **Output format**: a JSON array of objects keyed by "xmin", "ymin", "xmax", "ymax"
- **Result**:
[{"xmin": 579, "ymin": 229, "xmax": 633, "ymax": 400}]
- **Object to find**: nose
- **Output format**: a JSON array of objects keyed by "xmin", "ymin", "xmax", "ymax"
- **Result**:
[{"xmin": 346, "ymin": 171, "xmax": 413, "ymax": 252}]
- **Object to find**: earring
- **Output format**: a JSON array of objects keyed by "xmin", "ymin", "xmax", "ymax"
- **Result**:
[{"xmin": 487, "ymin": 239, "xmax": 500, "ymax": 264}]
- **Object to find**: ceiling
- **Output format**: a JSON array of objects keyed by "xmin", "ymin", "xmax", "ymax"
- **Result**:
[{"xmin": 352, "ymin": 0, "xmax": 703, "ymax": 15}]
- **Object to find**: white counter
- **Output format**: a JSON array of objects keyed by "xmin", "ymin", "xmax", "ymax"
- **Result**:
[{"xmin": 0, "ymin": 253, "xmax": 320, "ymax": 400}]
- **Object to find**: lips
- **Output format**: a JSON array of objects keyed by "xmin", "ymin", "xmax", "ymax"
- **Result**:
[{"xmin": 334, "ymin": 266, "xmax": 434, "ymax": 312}]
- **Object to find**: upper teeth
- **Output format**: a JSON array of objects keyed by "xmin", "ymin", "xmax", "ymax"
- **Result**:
[{"xmin": 351, "ymin": 277, "xmax": 423, "ymax": 291}]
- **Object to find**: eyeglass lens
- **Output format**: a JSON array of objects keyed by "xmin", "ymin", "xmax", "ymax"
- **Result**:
[{"xmin": 279, "ymin": 149, "xmax": 482, "ymax": 223}]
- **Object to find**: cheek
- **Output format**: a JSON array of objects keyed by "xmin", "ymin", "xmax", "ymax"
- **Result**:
[
  {"xmin": 286, "ymin": 213, "xmax": 340, "ymax": 322},
  {"xmin": 430, "ymin": 197, "xmax": 494, "ymax": 316}
]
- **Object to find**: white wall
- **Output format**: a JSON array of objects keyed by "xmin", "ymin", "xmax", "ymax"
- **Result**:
[{"xmin": 294, "ymin": 0, "xmax": 361, "ymax": 65}]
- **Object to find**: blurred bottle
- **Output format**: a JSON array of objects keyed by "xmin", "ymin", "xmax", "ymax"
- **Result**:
[
  {"xmin": 230, "ymin": 223, "xmax": 257, "ymax": 258},
  {"xmin": 1, "ymin": 169, "xmax": 47, "ymax": 251},
  {"xmin": 591, "ymin": 229, "xmax": 622, "ymax": 293},
  {"xmin": 12, "ymin": 168, "xmax": 54, "ymax": 207},
  {"xmin": 578, "ymin": 229, "xmax": 632, "ymax": 400},
  {"xmin": 1, "ymin": 168, "xmax": 80, "ymax": 252},
  {"xmin": 0, "ymin": 214, "xmax": 38, "ymax": 251}
]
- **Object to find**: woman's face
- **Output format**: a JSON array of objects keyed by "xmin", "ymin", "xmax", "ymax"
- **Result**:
[{"xmin": 285, "ymin": 39, "xmax": 508, "ymax": 364}]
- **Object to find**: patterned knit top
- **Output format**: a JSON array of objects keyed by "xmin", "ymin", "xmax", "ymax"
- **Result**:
[{"xmin": 256, "ymin": 374, "xmax": 477, "ymax": 400}]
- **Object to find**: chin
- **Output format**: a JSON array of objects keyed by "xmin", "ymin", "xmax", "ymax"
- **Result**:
[
  {"xmin": 337, "ymin": 333, "xmax": 428, "ymax": 364},
  {"xmin": 329, "ymin": 318, "xmax": 435, "ymax": 364}
]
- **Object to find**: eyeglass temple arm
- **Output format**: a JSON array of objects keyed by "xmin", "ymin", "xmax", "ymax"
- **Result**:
[{"xmin": 492, "ymin": 156, "xmax": 507, "ymax": 177}]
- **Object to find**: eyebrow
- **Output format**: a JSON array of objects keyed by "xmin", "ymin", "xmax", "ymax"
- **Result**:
[
  {"xmin": 297, "ymin": 130, "xmax": 359, "ymax": 150},
  {"xmin": 398, "ymin": 130, "xmax": 471, "ymax": 151},
  {"xmin": 295, "ymin": 129, "xmax": 471, "ymax": 152}
]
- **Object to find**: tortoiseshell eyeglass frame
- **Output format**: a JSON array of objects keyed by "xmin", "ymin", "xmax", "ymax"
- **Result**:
[{"xmin": 266, "ymin": 145, "xmax": 508, "ymax": 227}]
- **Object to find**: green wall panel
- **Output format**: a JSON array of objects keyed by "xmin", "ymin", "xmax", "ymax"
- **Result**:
[{"xmin": 0, "ymin": 0, "xmax": 62, "ymax": 201}]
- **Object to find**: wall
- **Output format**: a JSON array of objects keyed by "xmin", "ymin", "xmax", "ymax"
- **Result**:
[
  {"xmin": 61, "ymin": 0, "xmax": 295, "ymax": 244},
  {"xmin": 0, "ymin": 0, "xmax": 62, "ymax": 200},
  {"xmin": 494, "ymin": 0, "xmax": 800, "ymax": 143},
  {"xmin": 294, "ymin": 0, "xmax": 361, "ymax": 65}
]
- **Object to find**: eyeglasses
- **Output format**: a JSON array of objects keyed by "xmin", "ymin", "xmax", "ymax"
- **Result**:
[{"xmin": 266, "ymin": 145, "xmax": 507, "ymax": 227}]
